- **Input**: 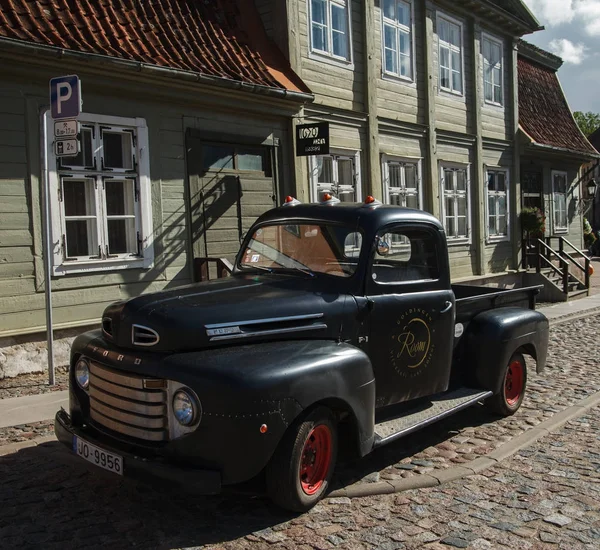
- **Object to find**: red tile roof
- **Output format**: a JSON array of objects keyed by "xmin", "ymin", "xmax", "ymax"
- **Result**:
[
  {"xmin": 0, "ymin": 0, "xmax": 310, "ymax": 95},
  {"xmin": 518, "ymin": 52, "xmax": 596, "ymax": 157}
]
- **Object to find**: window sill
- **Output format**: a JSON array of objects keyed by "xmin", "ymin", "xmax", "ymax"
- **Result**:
[
  {"xmin": 446, "ymin": 238, "xmax": 471, "ymax": 247},
  {"xmin": 439, "ymin": 88, "xmax": 465, "ymax": 101},
  {"xmin": 381, "ymin": 71, "xmax": 416, "ymax": 87},
  {"xmin": 483, "ymin": 101, "xmax": 505, "ymax": 111},
  {"xmin": 53, "ymin": 256, "xmax": 154, "ymax": 276},
  {"xmin": 308, "ymin": 50, "xmax": 354, "ymax": 71},
  {"xmin": 486, "ymin": 236, "xmax": 510, "ymax": 245}
]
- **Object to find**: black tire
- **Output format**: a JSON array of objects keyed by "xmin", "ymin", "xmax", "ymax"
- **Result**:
[
  {"xmin": 266, "ymin": 406, "xmax": 338, "ymax": 512},
  {"xmin": 486, "ymin": 352, "xmax": 527, "ymax": 416}
]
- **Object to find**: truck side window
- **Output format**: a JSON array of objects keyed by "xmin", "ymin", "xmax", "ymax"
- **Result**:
[{"xmin": 372, "ymin": 228, "xmax": 439, "ymax": 284}]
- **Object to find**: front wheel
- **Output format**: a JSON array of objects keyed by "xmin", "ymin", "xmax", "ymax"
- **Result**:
[
  {"xmin": 266, "ymin": 406, "xmax": 337, "ymax": 512},
  {"xmin": 486, "ymin": 352, "xmax": 527, "ymax": 416}
]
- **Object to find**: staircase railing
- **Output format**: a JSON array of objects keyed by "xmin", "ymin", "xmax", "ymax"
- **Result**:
[
  {"xmin": 193, "ymin": 257, "xmax": 233, "ymax": 282},
  {"xmin": 546, "ymin": 236, "xmax": 591, "ymax": 291},
  {"xmin": 522, "ymin": 238, "xmax": 571, "ymax": 295}
]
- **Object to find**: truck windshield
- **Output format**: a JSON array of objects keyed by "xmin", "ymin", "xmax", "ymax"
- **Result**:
[{"xmin": 239, "ymin": 223, "xmax": 363, "ymax": 278}]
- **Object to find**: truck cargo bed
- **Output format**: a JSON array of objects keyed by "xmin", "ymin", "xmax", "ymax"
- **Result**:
[{"xmin": 452, "ymin": 284, "xmax": 542, "ymax": 323}]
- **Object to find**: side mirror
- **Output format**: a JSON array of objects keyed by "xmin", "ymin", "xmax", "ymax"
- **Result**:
[{"xmin": 377, "ymin": 241, "xmax": 390, "ymax": 256}]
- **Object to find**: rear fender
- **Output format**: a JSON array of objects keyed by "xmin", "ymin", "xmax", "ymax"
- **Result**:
[{"xmin": 463, "ymin": 307, "xmax": 549, "ymax": 394}]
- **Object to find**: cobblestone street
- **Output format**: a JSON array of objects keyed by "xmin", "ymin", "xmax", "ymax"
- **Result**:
[{"xmin": 1, "ymin": 315, "xmax": 599, "ymax": 549}]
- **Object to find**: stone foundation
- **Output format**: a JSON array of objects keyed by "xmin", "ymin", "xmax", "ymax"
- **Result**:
[{"xmin": 0, "ymin": 326, "xmax": 96, "ymax": 379}]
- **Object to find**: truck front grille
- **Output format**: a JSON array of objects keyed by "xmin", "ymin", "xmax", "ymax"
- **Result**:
[{"xmin": 88, "ymin": 363, "xmax": 168, "ymax": 442}]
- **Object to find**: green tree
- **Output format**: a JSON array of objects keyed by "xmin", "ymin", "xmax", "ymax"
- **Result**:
[{"xmin": 573, "ymin": 111, "xmax": 600, "ymax": 137}]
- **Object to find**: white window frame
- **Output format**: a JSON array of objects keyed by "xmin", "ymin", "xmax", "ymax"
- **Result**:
[
  {"xmin": 381, "ymin": 0, "xmax": 415, "ymax": 82},
  {"xmin": 482, "ymin": 33, "xmax": 504, "ymax": 107},
  {"xmin": 437, "ymin": 13, "xmax": 464, "ymax": 97},
  {"xmin": 46, "ymin": 112, "xmax": 154, "ymax": 275},
  {"xmin": 381, "ymin": 154, "xmax": 422, "ymax": 209},
  {"xmin": 485, "ymin": 167, "xmax": 510, "ymax": 243},
  {"xmin": 440, "ymin": 163, "xmax": 471, "ymax": 244},
  {"xmin": 552, "ymin": 170, "xmax": 569, "ymax": 234},
  {"xmin": 308, "ymin": 0, "xmax": 354, "ymax": 67},
  {"xmin": 309, "ymin": 149, "xmax": 362, "ymax": 203}
]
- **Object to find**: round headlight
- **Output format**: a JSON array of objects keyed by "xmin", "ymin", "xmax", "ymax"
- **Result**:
[
  {"xmin": 173, "ymin": 390, "xmax": 197, "ymax": 426},
  {"xmin": 75, "ymin": 359, "xmax": 90, "ymax": 391}
]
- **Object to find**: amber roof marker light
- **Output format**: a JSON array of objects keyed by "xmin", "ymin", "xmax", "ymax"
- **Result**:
[
  {"xmin": 283, "ymin": 196, "xmax": 301, "ymax": 206},
  {"xmin": 363, "ymin": 196, "xmax": 382, "ymax": 207},
  {"xmin": 320, "ymin": 193, "xmax": 341, "ymax": 205}
]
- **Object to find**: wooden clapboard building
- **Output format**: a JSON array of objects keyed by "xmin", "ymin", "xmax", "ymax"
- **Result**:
[{"xmin": 0, "ymin": 0, "xmax": 311, "ymax": 376}]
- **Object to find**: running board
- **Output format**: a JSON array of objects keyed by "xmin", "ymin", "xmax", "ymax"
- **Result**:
[{"xmin": 373, "ymin": 387, "xmax": 493, "ymax": 448}]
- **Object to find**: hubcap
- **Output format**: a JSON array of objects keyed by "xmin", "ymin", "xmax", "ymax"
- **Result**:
[
  {"xmin": 300, "ymin": 425, "xmax": 332, "ymax": 496},
  {"xmin": 505, "ymin": 359, "xmax": 524, "ymax": 406}
]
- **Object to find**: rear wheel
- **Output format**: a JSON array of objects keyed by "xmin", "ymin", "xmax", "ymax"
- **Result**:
[
  {"xmin": 266, "ymin": 407, "xmax": 337, "ymax": 512},
  {"xmin": 486, "ymin": 352, "xmax": 527, "ymax": 416}
]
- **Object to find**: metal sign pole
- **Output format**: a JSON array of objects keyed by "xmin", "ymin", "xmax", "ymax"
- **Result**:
[{"xmin": 41, "ymin": 111, "xmax": 55, "ymax": 386}]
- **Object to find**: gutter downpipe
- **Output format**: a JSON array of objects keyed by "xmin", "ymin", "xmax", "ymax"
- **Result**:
[{"xmin": 0, "ymin": 37, "xmax": 314, "ymax": 104}]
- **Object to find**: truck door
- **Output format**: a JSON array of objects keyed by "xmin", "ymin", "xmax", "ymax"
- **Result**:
[{"xmin": 366, "ymin": 224, "xmax": 455, "ymax": 408}]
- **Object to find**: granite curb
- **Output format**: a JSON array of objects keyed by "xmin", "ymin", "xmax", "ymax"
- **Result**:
[{"xmin": 327, "ymin": 388, "xmax": 600, "ymax": 499}]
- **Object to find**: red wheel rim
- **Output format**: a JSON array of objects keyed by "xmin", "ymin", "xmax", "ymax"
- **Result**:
[
  {"xmin": 505, "ymin": 359, "xmax": 524, "ymax": 406},
  {"xmin": 300, "ymin": 425, "xmax": 332, "ymax": 496}
]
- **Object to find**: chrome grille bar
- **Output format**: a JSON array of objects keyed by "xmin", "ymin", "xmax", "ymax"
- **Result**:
[{"xmin": 89, "ymin": 362, "xmax": 168, "ymax": 442}]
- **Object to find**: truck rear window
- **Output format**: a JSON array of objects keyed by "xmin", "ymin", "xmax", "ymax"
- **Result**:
[{"xmin": 240, "ymin": 223, "xmax": 363, "ymax": 277}]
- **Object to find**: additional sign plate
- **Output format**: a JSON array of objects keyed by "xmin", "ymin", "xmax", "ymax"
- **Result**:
[
  {"xmin": 54, "ymin": 119, "xmax": 80, "ymax": 138},
  {"xmin": 296, "ymin": 122, "xmax": 330, "ymax": 157},
  {"xmin": 50, "ymin": 75, "xmax": 82, "ymax": 120},
  {"xmin": 73, "ymin": 436, "xmax": 123, "ymax": 476},
  {"xmin": 54, "ymin": 138, "xmax": 80, "ymax": 157}
]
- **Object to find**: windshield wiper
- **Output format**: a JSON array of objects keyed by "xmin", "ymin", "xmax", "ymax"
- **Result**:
[
  {"xmin": 241, "ymin": 264, "xmax": 273, "ymax": 273},
  {"xmin": 282, "ymin": 266, "xmax": 315, "ymax": 278}
]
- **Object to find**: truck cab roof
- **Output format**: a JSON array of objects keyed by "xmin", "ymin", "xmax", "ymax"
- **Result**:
[{"xmin": 256, "ymin": 202, "xmax": 445, "ymax": 234}]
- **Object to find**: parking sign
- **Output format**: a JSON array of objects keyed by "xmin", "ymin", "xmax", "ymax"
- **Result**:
[{"xmin": 50, "ymin": 75, "xmax": 82, "ymax": 119}]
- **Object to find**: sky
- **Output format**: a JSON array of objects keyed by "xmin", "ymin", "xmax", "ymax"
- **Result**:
[{"xmin": 522, "ymin": 0, "xmax": 600, "ymax": 113}]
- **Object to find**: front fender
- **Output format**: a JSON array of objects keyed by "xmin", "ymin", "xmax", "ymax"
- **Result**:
[
  {"xmin": 163, "ymin": 340, "xmax": 376, "ymax": 482},
  {"xmin": 463, "ymin": 307, "xmax": 549, "ymax": 395}
]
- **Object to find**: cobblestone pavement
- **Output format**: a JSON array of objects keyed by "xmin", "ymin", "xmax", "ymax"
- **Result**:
[
  {"xmin": 0, "ymin": 367, "xmax": 68, "ymax": 400},
  {"xmin": 1, "ymin": 407, "xmax": 598, "ymax": 549}
]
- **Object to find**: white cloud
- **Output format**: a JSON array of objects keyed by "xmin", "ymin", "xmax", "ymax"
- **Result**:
[
  {"xmin": 523, "ymin": 0, "xmax": 576, "ymax": 26},
  {"xmin": 524, "ymin": 0, "xmax": 600, "ymax": 36},
  {"xmin": 548, "ymin": 38, "xmax": 588, "ymax": 63}
]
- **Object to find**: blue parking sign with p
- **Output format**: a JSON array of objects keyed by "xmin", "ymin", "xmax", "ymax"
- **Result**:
[{"xmin": 50, "ymin": 75, "xmax": 82, "ymax": 119}]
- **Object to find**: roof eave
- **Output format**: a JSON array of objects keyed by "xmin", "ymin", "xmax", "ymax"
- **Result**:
[{"xmin": 0, "ymin": 36, "xmax": 315, "ymax": 104}]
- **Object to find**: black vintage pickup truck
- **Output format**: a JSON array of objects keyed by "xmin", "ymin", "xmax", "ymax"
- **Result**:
[{"xmin": 55, "ymin": 196, "xmax": 549, "ymax": 511}]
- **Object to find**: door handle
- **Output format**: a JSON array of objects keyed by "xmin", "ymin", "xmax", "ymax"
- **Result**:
[{"xmin": 440, "ymin": 301, "xmax": 453, "ymax": 314}]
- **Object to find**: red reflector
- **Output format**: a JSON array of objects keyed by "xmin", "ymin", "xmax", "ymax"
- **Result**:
[
  {"xmin": 365, "ymin": 196, "xmax": 376, "ymax": 204},
  {"xmin": 260, "ymin": 424, "xmax": 268, "ymax": 434}
]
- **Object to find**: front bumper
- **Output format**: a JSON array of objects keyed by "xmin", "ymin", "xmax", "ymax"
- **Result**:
[{"xmin": 54, "ymin": 409, "xmax": 221, "ymax": 494}]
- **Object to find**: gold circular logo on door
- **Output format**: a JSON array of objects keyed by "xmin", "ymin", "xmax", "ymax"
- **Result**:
[{"xmin": 390, "ymin": 308, "xmax": 435, "ymax": 376}]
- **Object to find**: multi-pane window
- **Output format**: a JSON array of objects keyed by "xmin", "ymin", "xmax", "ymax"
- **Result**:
[
  {"xmin": 483, "ymin": 36, "xmax": 503, "ymax": 105},
  {"xmin": 552, "ymin": 171, "xmax": 568, "ymax": 232},
  {"xmin": 486, "ymin": 169, "xmax": 509, "ymax": 240},
  {"xmin": 382, "ymin": 0, "xmax": 413, "ymax": 79},
  {"xmin": 383, "ymin": 159, "xmax": 420, "ymax": 209},
  {"xmin": 310, "ymin": 0, "xmax": 350, "ymax": 60},
  {"xmin": 438, "ymin": 16, "xmax": 463, "ymax": 94},
  {"xmin": 441, "ymin": 166, "xmax": 469, "ymax": 240},
  {"xmin": 314, "ymin": 154, "xmax": 359, "ymax": 202},
  {"xmin": 49, "ymin": 114, "xmax": 153, "ymax": 273}
]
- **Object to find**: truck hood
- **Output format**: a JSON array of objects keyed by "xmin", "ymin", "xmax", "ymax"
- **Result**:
[{"xmin": 101, "ymin": 273, "xmax": 356, "ymax": 352}]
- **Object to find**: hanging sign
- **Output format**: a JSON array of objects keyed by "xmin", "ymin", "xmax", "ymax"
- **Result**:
[{"xmin": 296, "ymin": 122, "xmax": 330, "ymax": 156}]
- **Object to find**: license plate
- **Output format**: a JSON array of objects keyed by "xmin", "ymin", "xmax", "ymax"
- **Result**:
[{"xmin": 73, "ymin": 436, "xmax": 123, "ymax": 476}]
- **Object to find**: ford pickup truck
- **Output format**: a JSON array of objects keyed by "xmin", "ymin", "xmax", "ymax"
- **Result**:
[{"xmin": 55, "ymin": 196, "xmax": 549, "ymax": 511}]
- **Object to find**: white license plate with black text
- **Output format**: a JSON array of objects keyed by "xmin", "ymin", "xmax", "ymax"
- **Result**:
[{"xmin": 73, "ymin": 436, "xmax": 123, "ymax": 475}]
